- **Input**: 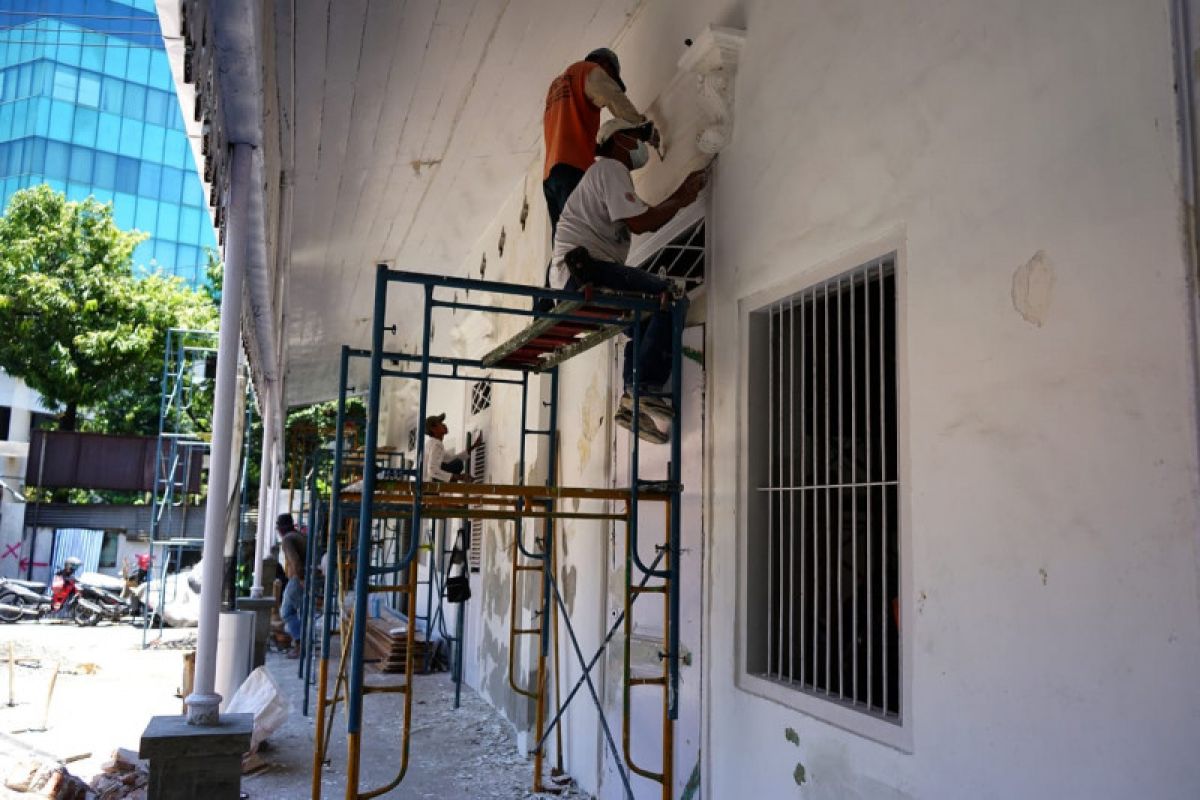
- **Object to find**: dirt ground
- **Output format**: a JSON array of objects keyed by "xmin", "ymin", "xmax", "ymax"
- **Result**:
[{"xmin": 0, "ymin": 618, "xmax": 588, "ymax": 798}]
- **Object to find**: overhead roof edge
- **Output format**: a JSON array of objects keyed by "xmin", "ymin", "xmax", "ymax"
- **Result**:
[{"xmin": 154, "ymin": 0, "xmax": 281, "ymax": 399}]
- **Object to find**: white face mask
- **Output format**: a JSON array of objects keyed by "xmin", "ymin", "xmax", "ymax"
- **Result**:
[{"xmin": 628, "ymin": 140, "xmax": 649, "ymax": 170}]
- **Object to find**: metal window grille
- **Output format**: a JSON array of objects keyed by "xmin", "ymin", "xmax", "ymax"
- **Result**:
[
  {"xmin": 635, "ymin": 219, "xmax": 705, "ymax": 291},
  {"xmin": 467, "ymin": 440, "xmax": 486, "ymax": 572},
  {"xmin": 470, "ymin": 380, "xmax": 492, "ymax": 416},
  {"xmin": 407, "ymin": 427, "xmax": 416, "ymax": 451},
  {"xmin": 748, "ymin": 255, "xmax": 900, "ymax": 721}
]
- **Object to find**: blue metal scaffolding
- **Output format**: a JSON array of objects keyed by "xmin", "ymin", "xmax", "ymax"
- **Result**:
[
  {"xmin": 142, "ymin": 328, "xmax": 216, "ymax": 647},
  {"xmin": 313, "ymin": 265, "xmax": 686, "ymax": 800}
]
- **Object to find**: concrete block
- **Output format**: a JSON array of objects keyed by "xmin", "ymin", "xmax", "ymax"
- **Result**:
[
  {"xmin": 236, "ymin": 597, "xmax": 275, "ymax": 669},
  {"xmin": 139, "ymin": 713, "xmax": 252, "ymax": 800}
]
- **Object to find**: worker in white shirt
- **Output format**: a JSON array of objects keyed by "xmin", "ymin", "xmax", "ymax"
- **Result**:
[
  {"xmin": 422, "ymin": 412, "xmax": 483, "ymax": 483},
  {"xmin": 551, "ymin": 118, "xmax": 706, "ymax": 443}
]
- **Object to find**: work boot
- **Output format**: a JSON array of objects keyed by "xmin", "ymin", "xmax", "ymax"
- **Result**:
[{"xmin": 614, "ymin": 407, "xmax": 669, "ymax": 444}]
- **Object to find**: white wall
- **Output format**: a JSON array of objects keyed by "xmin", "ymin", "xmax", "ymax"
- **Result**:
[
  {"xmin": 103, "ymin": 534, "xmax": 151, "ymax": 579},
  {"xmin": 0, "ymin": 371, "xmax": 54, "ymax": 579},
  {"xmin": 701, "ymin": 1, "xmax": 1200, "ymax": 799},
  {"xmin": 378, "ymin": 1, "xmax": 1200, "ymax": 797}
]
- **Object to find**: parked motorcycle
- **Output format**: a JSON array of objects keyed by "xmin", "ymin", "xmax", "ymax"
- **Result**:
[
  {"xmin": 0, "ymin": 577, "xmax": 47, "ymax": 622},
  {"xmin": 119, "ymin": 552, "xmax": 151, "ymax": 618},
  {"xmin": 0, "ymin": 557, "xmax": 81, "ymax": 622},
  {"xmin": 73, "ymin": 578, "xmax": 137, "ymax": 626}
]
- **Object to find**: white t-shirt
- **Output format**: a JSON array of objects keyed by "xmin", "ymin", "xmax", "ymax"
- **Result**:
[
  {"xmin": 550, "ymin": 157, "xmax": 648, "ymax": 289},
  {"xmin": 423, "ymin": 435, "xmax": 466, "ymax": 482}
]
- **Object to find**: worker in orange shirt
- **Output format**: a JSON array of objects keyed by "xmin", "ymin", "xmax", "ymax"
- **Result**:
[{"xmin": 543, "ymin": 48, "xmax": 659, "ymax": 238}]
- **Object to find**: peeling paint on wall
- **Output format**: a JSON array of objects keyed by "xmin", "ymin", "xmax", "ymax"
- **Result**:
[
  {"xmin": 561, "ymin": 563, "xmax": 578, "ymax": 613},
  {"xmin": 577, "ymin": 374, "xmax": 607, "ymax": 466},
  {"xmin": 409, "ymin": 157, "xmax": 442, "ymax": 175},
  {"xmin": 1011, "ymin": 250, "xmax": 1055, "ymax": 327},
  {"xmin": 629, "ymin": 633, "xmax": 664, "ymax": 666}
]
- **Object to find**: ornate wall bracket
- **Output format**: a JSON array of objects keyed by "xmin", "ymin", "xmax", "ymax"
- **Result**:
[{"xmin": 677, "ymin": 26, "xmax": 746, "ymax": 155}]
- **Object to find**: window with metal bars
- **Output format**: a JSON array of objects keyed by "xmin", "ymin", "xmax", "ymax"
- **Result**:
[
  {"xmin": 470, "ymin": 380, "xmax": 492, "ymax": 416},
  {"xmin": 746, "ymin": 255, "xmax": 900, "ymax": 723},
  {"xmin": 634, "ymin": 219, "xmax": 705, "ymax": 292},
  {"xmin": 467, "ymin": 441, "xmax": 486, "ymax": 571},
  {"xmin": 407, "ymin": 428, "xmax": 416, "ymax": 451}
]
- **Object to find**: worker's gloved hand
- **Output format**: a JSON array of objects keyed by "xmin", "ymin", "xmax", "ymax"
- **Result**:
[{"xmin": 635, "ymin": 121, "xmax": 660, "ymax": 150}]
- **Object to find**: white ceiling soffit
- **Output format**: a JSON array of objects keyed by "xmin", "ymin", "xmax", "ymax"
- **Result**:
[{"xmin": 276, "ymin": 0, "xmax": 645, "ymax": 406}]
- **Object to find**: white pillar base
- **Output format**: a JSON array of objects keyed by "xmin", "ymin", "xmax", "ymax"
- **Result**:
[{"xmin": 184, "ymin": 691, "xmax": 223, "ymax": 726}]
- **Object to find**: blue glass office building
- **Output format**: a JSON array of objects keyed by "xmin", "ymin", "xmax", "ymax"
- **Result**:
[{"xmin": 0, "ymin": 1, "xmax": 215, "ymax": 285}]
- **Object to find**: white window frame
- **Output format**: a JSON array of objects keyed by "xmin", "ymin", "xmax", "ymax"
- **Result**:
[
  {"xmin": 736, "ymin": 236, "xmax": 912, "ymax": 752},
  {"xmin": 629, "ymin": 199, "xmax": 707, "ymax": 291},
  {"xmin": 463, "ymin": 379, "xmax": 491, "ymax": 573}
]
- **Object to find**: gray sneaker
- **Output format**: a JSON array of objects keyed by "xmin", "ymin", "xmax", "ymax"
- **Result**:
[
  {"xmin": 614, "ymin": 407, "xmax": 669, "ymax": 444},
  {"xmin": 620, "ymin": 391, "xmax": 674, "ymax": 418}
]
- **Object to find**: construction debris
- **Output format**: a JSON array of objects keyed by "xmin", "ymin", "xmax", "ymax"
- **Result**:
[
  {"xmin": 3, "ymin": 757, "xmax": 88, "ymax": 800},
  {"xmin": 86, "ymin": 748, "xmax": 148, "ymax": 800},
  {"xmin": 144, "ymin": 634, "xmax": 197, "ymax": 651}
]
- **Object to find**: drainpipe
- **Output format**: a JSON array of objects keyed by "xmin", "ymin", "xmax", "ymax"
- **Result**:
[
  {"xmin": 186, "ymin": 142, "xmax": 252, "ymax": 726},
  {"xmin": 251, "ymin": 384, "xmax": 276, "ymax": 599},
  {"xmin": 1171, "ymin": 0, "xmax": 1200, "ymax": 619}
]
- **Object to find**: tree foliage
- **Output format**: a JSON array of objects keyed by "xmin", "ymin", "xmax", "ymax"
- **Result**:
[{"xmin": 0, "ymin": 186, "xmax": 218, "ymax": 432}]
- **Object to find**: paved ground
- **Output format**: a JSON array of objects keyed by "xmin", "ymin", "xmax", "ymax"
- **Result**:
[
  {"xmin": 0, "ymin": 618, "xmax": 587, "ymax": 798},
  {"xmin": 0, "ymin": 619, "xmax": 190, "ymax": 782},
  {"xmin": 244, "ymin": 644, "xmax": 586, "ymax": 799}
]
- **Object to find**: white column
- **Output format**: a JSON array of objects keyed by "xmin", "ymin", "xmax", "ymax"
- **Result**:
[
  {"xmin": 270, "ymin": 448, "xmax": 282, "ymax": 532},
  {"xmin": 186, "ymin": 142, "xmax": 252, "ymax": 726},
  {"xmin": 250, "ymin": 385, "xmax": 275, "ymax": 599}
]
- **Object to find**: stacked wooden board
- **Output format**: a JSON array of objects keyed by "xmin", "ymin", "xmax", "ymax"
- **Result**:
[{"xmin": 362, "ymin": 606, "xmax": 432, "ymax": 674}]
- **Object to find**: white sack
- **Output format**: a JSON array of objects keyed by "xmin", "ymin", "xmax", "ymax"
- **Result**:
[{"xmin": 224, "ymin": 666, "xmax": 290, "ymax": 752}]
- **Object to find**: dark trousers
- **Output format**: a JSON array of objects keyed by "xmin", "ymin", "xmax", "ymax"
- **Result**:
[
  {"xmin": 542, "ymin": 163, "xmax": 586, "ymax": 237},
  {"xmin": 540, "ymin": 164, "xmax": 587, "ymax": 301},
  {"xmin": 564, "ymin": 258, "xmax": 682, "ymax": 392}
]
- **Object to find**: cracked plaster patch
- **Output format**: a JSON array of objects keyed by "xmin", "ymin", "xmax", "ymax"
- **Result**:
[{"xmin": 1012, "ymin": 250, "xmax": 1055, "ymax": 327}]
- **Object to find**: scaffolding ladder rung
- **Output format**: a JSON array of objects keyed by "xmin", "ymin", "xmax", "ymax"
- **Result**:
[{"xmin": 628, "ymin": 677, "xmax": 667, "ymax": 687}]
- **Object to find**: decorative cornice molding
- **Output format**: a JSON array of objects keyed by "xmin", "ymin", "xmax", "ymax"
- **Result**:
[{"xmin": 677, "ymin": 26, "xmax": 746, "ymax": 155}]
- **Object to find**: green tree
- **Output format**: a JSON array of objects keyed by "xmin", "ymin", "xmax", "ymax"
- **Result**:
[
  {"xmin": 203, "ymin": 246, "xmax": 222, "ymax": 306},
  {"xmin": 0, "ymin": 186, "xmax": 217, "ymax": 432}
]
